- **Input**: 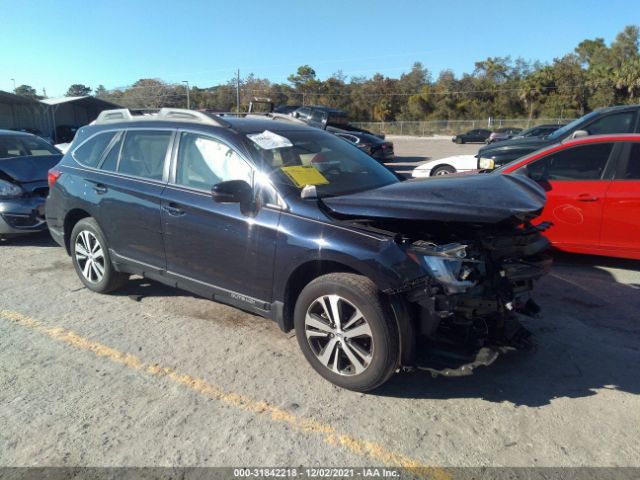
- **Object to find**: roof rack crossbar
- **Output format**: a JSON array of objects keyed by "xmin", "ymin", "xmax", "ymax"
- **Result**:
[
  {"xmin": 216, "ymin": 112, "xmax": 306, "ymax": 124},
  {"xmin": 95, "ymin": 109, "xmax": 134, "ymax": 123},
  {"xmin": 94, "ymin": 108, "xmax": 230, "ymax": 128}
]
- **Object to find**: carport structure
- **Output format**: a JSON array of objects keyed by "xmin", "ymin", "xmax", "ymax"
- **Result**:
[
  {"xmin": 0, "ymin": 90, "xmax": 49, "ymax": 134},
  {"xmin": 40, "ymin": 96, "xmax": 121, "ymax": 142}
]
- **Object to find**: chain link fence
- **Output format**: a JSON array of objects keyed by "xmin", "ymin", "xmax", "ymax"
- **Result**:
[{"xmin": 351, "ymin": 118, "xmax": 572, "ymax": 137}]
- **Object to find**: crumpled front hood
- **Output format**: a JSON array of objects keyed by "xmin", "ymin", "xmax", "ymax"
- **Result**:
[
  {"xmin": 0, "ymin": 155, "xmax": 62, "ymax": 183},
  {"xmin": 322, "ymin": 173, "xmax": 546, "ymax": 224}
]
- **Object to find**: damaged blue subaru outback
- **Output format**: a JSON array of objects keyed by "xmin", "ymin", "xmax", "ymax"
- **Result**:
[{"xmin": 45, "ymin": 108, "xmax": 551, "ymax": 391}]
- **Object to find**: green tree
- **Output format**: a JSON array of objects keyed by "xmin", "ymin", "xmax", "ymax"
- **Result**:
[
  {"xmin": 614, "ymin": 57, "xmax": 640, "ymax": 100},
  {"xmin": 14, "ymin": 84, "xmax": 38, "ymax": 98},
  {"xmin": 65, "ymin": 84, "xmax": 92, "ymax": 97},
  {"xmin": 287, "ymin": 65, "xmax": 322, "ymax": 105}
]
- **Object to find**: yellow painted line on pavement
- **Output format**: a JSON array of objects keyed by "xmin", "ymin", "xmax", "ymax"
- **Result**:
[{"xmin": 0, "ymin": 309, "xmax": 451, "ymax": 480}]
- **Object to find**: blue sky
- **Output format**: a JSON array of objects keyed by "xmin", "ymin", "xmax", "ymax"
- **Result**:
[{"xmin": 0, "ymin": 0, "xmax": 637, "ymax": 96}]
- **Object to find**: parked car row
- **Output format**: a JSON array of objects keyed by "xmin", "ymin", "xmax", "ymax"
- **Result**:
[
  {"xmin": 452, "ymin": 124, "xmax": 564, "ymax": 145},
  {"xmin": 477, "ymin": 104, "xmax": 640, "ymax": 169},
  {"xmin": 291, "ymin": 105, "xmax": 395, "ymax": 162},
  {"xmin": 419, "ymin": 104, "xmax": 640, "ymax": 261}
]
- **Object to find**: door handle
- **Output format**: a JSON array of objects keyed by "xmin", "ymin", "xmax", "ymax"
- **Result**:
[
  {"xmin": 573, "ymin": 194, "xmax": 599, "ymax": 202},
  {"xmin": 163, "ymin": 203, "xmax": 185, "ymax": 216},
  {"xmin": 92, "ymin": 183, "xmax": 108, "ymax": 195}
]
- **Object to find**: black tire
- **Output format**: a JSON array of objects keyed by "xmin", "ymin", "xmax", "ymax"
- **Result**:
[
  {"xmin": 294, "ymin": 273, "xmax": 399, "ymax": 391},
  {"xmin": 455, "ymin": 137, "xmax": 463, "ymax": 144},
  {"xmin": 431, "ymin": 165, "xmax": 456, "ymax": 176},
  {"xmin": 70, "ymin": 217, "xmax": 128, "ymax": 293}
]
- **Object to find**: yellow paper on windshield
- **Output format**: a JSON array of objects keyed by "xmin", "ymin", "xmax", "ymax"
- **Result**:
[{"xmin": 281, "ymin": 165, "xmax": 329, "ymax": 188}]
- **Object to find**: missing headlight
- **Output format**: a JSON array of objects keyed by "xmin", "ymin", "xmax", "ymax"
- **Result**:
[{"xmin": 408, "ymin": 241, "xmax": 481, "ymax": 294}]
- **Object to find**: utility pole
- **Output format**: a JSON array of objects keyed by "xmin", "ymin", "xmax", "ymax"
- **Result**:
[
  {"xmin": 182, "ymin": 80, "xmax": 190, "ymax": 109},
  {"xmin": 236, "ymin": 69, "xmax": 241, "ymax": 113},
  {"xmin": 11, "ymin": 78, "xmax": 16, "ymax": 91}
]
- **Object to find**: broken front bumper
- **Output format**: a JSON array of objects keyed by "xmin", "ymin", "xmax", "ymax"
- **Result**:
[
  {"xmin": 0, "ymin": 197, "xmax": 48, "ymax": 236},
  {"xmin": 413, "ymin": 314, "xmax": 536, "ymax": 377}
]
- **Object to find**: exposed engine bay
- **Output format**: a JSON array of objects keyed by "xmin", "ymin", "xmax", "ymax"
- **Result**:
[{"xmin": 355, "ymin": 217, "xmax": 551, "ymax": 377}]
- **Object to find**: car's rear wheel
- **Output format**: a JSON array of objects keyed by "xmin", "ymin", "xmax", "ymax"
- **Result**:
[
  {"xmin": 294, "ymin": 273, "xmax": 399, "ymax": 391},
  {"xmin": 70, "ymin": 218, "xmax": 128, "ymax": 293},
  {"xmin": 432, "ymin": 165, "xmax": 456, "ymax": 176}
]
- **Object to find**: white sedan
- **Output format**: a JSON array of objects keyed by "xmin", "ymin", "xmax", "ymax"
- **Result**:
[{"xmin": 411, "ymin": 154, "xmax": 478, "ymax": 178}]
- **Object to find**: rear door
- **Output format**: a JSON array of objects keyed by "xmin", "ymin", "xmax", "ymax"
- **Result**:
[
  {"xmin": 92, "ymin": 128, "xmax": 174, "ymax": 269},
  {"xmin": 600, "ymin": 142, "xmax": 640, "ymax": 258},
  {"xmin": 524, "ymin": 142, "xmax": 616, "ymax": 249}
]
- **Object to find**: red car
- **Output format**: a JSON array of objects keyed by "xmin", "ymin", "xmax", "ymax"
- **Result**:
[{"xmin": 499, "ymin": 134, "xmax": 640, "ymax": 260}]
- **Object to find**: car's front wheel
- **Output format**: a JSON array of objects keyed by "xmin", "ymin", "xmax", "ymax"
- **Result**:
[
  {"xmin": 70, "ymin": 218, "xmax": 128, "ymax": 293},
  {"xmin": 294, "ymin": 273, "xmax": 399, "ymax": 391},
  {"xmin": 432, "ymin": 165, "xmax": 456, "ymax": 176}
]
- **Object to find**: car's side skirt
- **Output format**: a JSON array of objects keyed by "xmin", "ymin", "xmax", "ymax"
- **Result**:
[{"xmin": 109, "ymin": 250, "xmax": 286, "ymax": 323}]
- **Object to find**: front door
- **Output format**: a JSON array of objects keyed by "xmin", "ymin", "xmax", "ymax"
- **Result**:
[
  {"xmin": 161, "ymin": 131, "xmax": 280, "ymax": 303},
  {"xmin": 526, "ymin": 142, "xmax": 616, "ymax": 249}
]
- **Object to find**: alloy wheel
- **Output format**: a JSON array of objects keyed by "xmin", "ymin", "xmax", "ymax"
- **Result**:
[
  {"xmin": 74, "ymin": 230, "xmax": 105, "ymax": 283},
  {"xmin": 304, "ymin": 295, "xmax": 374, "ymax": 376}
]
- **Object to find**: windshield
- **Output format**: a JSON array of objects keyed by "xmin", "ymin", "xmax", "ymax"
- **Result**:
[
  {"xmin": 0, "ymin": 135, "xmax": 59, "ymax": 159},
  {"xmin": 545, "ymin": 111, "xmax": 597, "ymax": 141},
  {"xmin": 246, "ymin": 130, "xmax": 398, "ymax": 197}
]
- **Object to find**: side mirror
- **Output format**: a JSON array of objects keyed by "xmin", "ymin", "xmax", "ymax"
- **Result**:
[
  {"xmin": 570, "ymin": 129, "xmax": 589, "ymax": 140},
  {"xmin": 211, "ymin": 180, "xmax": 252, "ymax": 204}
]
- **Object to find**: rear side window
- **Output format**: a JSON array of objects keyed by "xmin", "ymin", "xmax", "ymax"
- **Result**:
[
  {"xmin": 73, "ymin": 132, "xmax": 117, "ymax": 167},
  {"xmin": 527, "ymin": 143, "xmax": 614, "ymax": 181},
  {"xmin": 587, "ymin": 112, "xmax": 636, "ymax": 135},
  {"xmin": 621, "ymin": 143, "xmax": 640, "ymax": 180},
  {"xmin": 117, "ymin": 130, "xmax": 172, "ymax": 180}
]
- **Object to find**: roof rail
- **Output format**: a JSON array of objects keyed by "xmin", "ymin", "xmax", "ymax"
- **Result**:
[{"xmin": 94, "ymin": 108, "xmax": 230, "ymax": 128}]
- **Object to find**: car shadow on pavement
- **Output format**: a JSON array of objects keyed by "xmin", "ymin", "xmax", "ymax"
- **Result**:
[
  {"xmin": 112, "ymin": 277, "xmax": 196, "ymax": 301},
  {"xmin": 376, "ymin": 252, "xmax": 640, "ymax": 406},
  {"xmin": 0, "ymin": 231, "xmax": 58, "ymax": 248}
]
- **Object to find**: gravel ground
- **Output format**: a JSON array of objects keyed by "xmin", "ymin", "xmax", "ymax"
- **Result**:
[{"xmin": 1, "ymin": 138, "xmax": 639, "ymax": 474}]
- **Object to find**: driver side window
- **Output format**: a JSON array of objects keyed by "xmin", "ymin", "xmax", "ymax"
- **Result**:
[
  {"xmin": 176, "ymin": 133, "xmax": 252, "ymax": 191},
  {"xmin": 526, "ymin": 143, "xmax": 613, "ymax": 181}
]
